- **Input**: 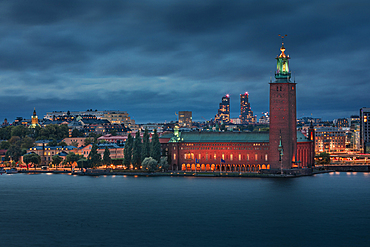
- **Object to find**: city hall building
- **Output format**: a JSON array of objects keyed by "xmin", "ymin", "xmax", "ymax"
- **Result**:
[{"xmin": 164, "ymin": 42, "xmax": 315, "ymax": 173}]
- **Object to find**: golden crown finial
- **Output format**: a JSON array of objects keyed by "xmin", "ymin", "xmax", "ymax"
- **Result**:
[{"xmin": 278, "ymin": 34, "xmax": 288, "ymax": 58}]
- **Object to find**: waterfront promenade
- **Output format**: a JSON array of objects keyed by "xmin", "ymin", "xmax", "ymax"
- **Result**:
[{"xmin": 14, "ymin": 167, "xmax": 322, "ymax": 178}]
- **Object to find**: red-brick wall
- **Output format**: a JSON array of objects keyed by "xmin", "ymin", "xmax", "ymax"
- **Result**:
[{"xmin": 269, "ymin": 82, "xmax": 297, "ymax": 169}]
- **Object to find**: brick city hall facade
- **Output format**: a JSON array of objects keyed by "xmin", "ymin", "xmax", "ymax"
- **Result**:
[{"xmin": 164, "ymin": 42, "xmax": 314, "ymax": 173}]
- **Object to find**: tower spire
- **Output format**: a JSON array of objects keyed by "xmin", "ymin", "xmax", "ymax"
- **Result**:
[{"xmin": 275, "ymin": 34, "xmax": 291, "ymax": 80}]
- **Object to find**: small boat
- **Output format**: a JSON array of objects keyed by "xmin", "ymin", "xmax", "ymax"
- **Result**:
[
  {"xmin": 0, "ymin": 167, "xmax": 6, "ymax": 174},
  {"xmin": 6, "ymin": 168, "xmax": 18, "ymax": 174}
]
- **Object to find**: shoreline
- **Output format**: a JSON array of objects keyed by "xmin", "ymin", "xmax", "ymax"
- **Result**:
[{"xmin": 14, "ymin": 169, "xmax": 334, "ymax": 178}]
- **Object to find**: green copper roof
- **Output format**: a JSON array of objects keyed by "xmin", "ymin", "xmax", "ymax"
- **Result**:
[
  {"xmin": 169, "ymin": 131, "xmax": 269, "ymax": 143},
  {"xmin": 166, "ymin": 131, "xmax": 311, "ymax": 143},
  {"xmin": 297, "ymin": 131, "xmax": 310, "ymax": 142}
]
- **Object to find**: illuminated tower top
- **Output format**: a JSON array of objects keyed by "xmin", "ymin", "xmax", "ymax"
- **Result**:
[
  {"xmin": 30, "ymin": 108, "xmax": 40, "ymax": 128},
  {"xmin": 275, "ymin": 34, "xmax": 291, "ymax": 80}
]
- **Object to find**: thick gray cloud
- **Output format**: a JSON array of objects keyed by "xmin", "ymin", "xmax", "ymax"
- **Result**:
[{"xmin": 0, "ymin": 0, "xmax": 369, "ymax": 123}]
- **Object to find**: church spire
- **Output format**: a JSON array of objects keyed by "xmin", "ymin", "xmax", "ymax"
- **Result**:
[{"xmin": 275, "ymin": 34, "xmax": 291, "ymax": 80}]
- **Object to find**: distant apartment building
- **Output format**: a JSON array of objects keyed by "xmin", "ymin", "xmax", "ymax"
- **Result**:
[
  {"xmin": 97, "ymin": 134, "xmax": 127, "ymax": 144},
  {"xmin": 258, "ymin": 112, "xmax": 269, "ymax": 124},
  {"xmin": 101, "ymin": 111, "xmax": 137, "ymax": 129},
  {"xmin": 335, "ymin": 118, "xmax": 349, "ymax": 128},
  {"xmin": 79, "ymin": 143, "xmax": 124, "ymax": 159},
  {"xmin": 230, "ymin": 118, "xmax": 241, "ymax": 124},
  {"xmin": 45, "ymin": 110, "xmax": 106, "ymax": 120},
  {"xmin": 297, "ymin": 117, "xmax": 322, "ymax": 125},
  {"xmin": 215, "ymin": 94, "xmax": 230, "ymax": 124},
  {"xmin": 360, "ymin": 108, "xmax": 370, "ymax": 153},
  {"xmin": 178, "ymin": 111, "xmax": 192, "ymax": 128},
  {"xmin": 27, "ymin": 146, "xmax": 78, "ymax": 165},
  {"xmin": 349, "ymin": 115, "xmax": 360, "ymax": 127},
  {"xmin": 45, "ymin": 110, "xmax": 137, "ymax": 129},
  {"xmin": 240, "ymin": 92, "xmax": 256, "ymax": 124},
  {"xmin": 315, "ymin": 127, "xmax": 346, "ymax": 153},
  {"xmin": 63, "ymin": 137, "xmax": 87, "ymax": 148}
]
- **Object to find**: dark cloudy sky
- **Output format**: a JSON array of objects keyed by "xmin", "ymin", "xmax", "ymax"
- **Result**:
[{"xmin": 0, "ymin": 0, "xmax": 369, "ymax": 123}]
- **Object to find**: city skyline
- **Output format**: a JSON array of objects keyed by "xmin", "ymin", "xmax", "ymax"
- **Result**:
[{"xmin": 0, "ymin": 0, "xmax": 369, "ymax": 123}]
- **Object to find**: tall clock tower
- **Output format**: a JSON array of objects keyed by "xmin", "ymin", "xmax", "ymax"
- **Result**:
[{"xmin": 269, "ymin": 40, "xmax": 297, "ymax": 170}]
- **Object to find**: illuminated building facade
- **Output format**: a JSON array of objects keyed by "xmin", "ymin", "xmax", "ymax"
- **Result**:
[
  {"xmin": 178, "ymin": 111, "xmax": 192, "ymax": 128},
  {"xmin": 164, "ymin": 41, "xmax": 315, "ymax": 173},
  {"xmin": 166, "ymin": 131, "xmax": 313, "ymax": 172},
  {"xmin": 240, "ymin": 92, "xmax": 256, "ymax": 124},
  {"xmin": 314, "ymin": 127, "xmax": 346, "ymax": 153},
  {"xmin": 360, "ymin": 107, "xmax": 370, "ymax": 153},
  {"xmin": 215, "ymin": 94, "xmax": 230, "ymax": 123}
]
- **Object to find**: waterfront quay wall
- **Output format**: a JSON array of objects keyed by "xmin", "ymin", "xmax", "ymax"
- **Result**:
[{"xmin": 322, "ymin": 165, "xmax": 370, "ymax": 172}]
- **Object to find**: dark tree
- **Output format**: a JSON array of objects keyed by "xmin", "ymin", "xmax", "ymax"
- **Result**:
[
  {"xmin": 6, "ymin": 143, "xmax": 24, "ymax": 162},
  {"xmin": 123, "ymin": 134, "xmax": 133, "ymax": 168},
  {"xmin": 0, "ymin": 141, "xmax": 10, "ymax": 149},
  {"xmin": 37, "ymin": 124, "xmax": 68, "ymax": 140},
  {"xmin": 102, "ymin": 146, "xmax": 112, "ymax": 166},
  {"xmin": 0, "ymin": 126, "xmax": 13, "ymax": 140},
  {"xmin": 21, "ymin": 136, "xmax": 34, "ymax": 150},
  {"xmin": 132, "ymin": 131, "xmax": 142, "ymax": 168},
  {"xmin": 150, "ymin": 129, "xmax": 161, "ymax": 162},
  {"xmin": 52, "ymin": 155, "xmax": 63, "ymax": 168},
  {"xmin": 77, "ymin": 158, "xmax": 89, "ymax": 169},
  {"xmin": 88, "ymin": 132, "xmax": 102, "ymax": 144},
  {"xmin": 48, "ymin": 139, "xmax": 58, "ymax": 146},
  {"xmin": 65, "ymin": 152, "xmax": 84, "ymax": 167},
  {"xmin": 23, "ymin": 153, "xmax": 41, "ymax": 169},
  {"xmin": 109, "ymin": 129, "xmax": 117, "ymax": 136},
  {"xmin": 11, "ymin": 125, "xmax": 29, "ymax": 138},
  {"xmin": 88, "ymin": 144, "xmax": 101, "ymax": 168},
  {"xmin": 71, "ymin": 128, "xmax": 84, "ymax": 137},
  {"xmin": 84, "ymin": 137, "xmax": 93, "ymax": 146},
  {"xmin": 58, "ymin": 141, "xmax": 68, "ymax": 147},
  {"xmin": 141, "ymin": 128, "xmax": 150, "ymax": 162}
]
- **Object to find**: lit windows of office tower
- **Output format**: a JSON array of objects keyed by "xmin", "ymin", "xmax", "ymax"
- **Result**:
[
  {"xmin": 215, "ymin": 94, "xmax": 230, "ymax": 124},
  {"xmin": 240, "ymin": 92, "xmax": 256, "ymax": 124}
]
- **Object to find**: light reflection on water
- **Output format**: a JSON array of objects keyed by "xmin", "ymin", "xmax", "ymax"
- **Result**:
[{"xmin": 1, "ymin": 172, "xmax": 369, "ymax": 247}]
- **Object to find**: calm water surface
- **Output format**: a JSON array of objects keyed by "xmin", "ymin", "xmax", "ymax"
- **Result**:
[{"xmin": 1, "ymin": 172, "xmax": 370, "ymax": 247}]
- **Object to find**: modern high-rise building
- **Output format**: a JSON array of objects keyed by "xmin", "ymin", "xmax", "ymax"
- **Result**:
[
  {"xmin": 349, "ymin": 115, "xmax": 360, "ymax": 150},
  {"xmin": 269, "ymin": 40, "xmax": 297, "ymax": 169},
  {"xmin": 240, "ymin": 92, "xmax": 256, "ymax": 124},
  {"xmin": 178, "ymin": 111, "xmax": 192, "ymax": 128},
  {"xmin": 215, "ymin": 94, "xmax": 230, "ymax": 124},
  {"xmin": 360, "ymin": 108, "xmax": 370, "ymax": 153}
]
